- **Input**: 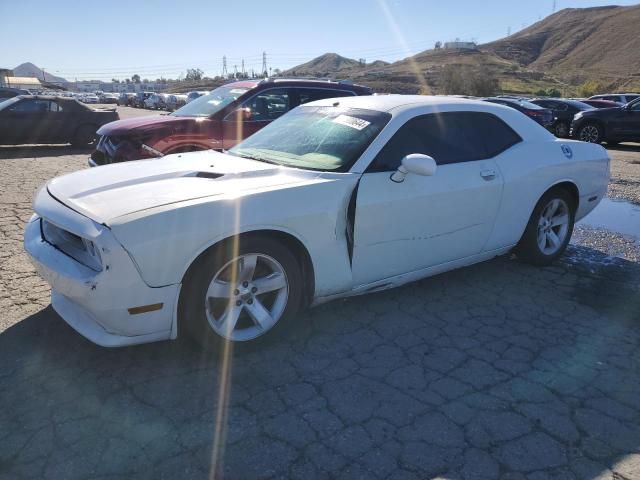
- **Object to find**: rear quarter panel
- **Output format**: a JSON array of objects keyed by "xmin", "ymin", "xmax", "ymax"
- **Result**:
[{"xmin": 487, "ymin": 139, "xmax": 609, "ymax": 250}]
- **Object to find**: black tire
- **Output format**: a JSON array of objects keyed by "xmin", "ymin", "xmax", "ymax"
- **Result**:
[
  {"xmin": 553, "ymin": 121, "xmax": 570, "ymax": 138},
  {"xmin": 179, "ymin": 236, "xmax": 304, "ymax": 350},
  {"xmin": 71, "ymin": 125, "xmax": 97, "ymax": 147},
  {"xmin": 577, "ymin": 122, "xmax": 603, "ymax": 144},
  {"xmin": 515, "ymin": 188, "xmax": 576, "ymax": 266}
]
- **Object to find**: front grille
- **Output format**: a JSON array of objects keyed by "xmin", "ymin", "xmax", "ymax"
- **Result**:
[{"xmin": 41, "ymin": 220, "xmax": 102, "ymax": 272}]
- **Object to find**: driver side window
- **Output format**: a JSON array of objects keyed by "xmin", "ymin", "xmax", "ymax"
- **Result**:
[
  {"xmin": 368, "ymin": 112, "xmax": 521, "ymax": 172},
  {"xmin": 243, "ymin": 89, "xmax": 290, "ymax": 121}
]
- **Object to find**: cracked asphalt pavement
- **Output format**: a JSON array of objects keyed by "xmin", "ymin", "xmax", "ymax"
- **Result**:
[{"xmin": 1, "ymin": 128, "xmax": 639, "ymax": 479}]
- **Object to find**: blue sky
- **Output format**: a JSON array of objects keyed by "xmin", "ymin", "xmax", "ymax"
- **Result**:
[{"xmin": 1, "ymin": 0, "xmax": 637, "ymax": 81}]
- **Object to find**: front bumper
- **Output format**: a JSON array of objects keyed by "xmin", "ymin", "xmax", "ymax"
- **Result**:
[
  {"xmin": 24, "ymin": 191, "xmax": 179, "ymax": 347},
  {"xmin": 89, "ymin": 135, "xmax": 152, "ymax": 167}
]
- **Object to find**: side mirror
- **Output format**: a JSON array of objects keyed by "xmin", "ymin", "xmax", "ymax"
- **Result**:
[{"xmin": 390, "ymin": 154, "xmax": 437, "ymax": 183}]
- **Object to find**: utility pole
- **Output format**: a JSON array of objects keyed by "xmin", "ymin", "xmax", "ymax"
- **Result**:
[
  {"xmin": 42, "ymin": 68, "xmax": 46, "ymax": 82},
  {"xmin": 233, "ymin": 64, "xmax": 238, "ymax": 79},
  {"xmin": 222, "ymin": 56, "xmax": 228, "ymax": 78},
  {"xmin": 261, "ymin": 51, "xmax": 268, "ymax": 77}
]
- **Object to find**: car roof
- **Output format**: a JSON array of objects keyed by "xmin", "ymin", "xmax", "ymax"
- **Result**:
[
  {"xmin": 15, "ymin": 95, "xmax": 76, "ymax": 101},
  {"xmin": 223, "ymin": 78, "xmax": 371, "ymax": 92},
  {"xmin": 591, "ymin": 93, "xmax": 639, "ymax": 97},
  {"xmin": 307, "ymin": 94, "xmax": 514, "ymax": 113}
]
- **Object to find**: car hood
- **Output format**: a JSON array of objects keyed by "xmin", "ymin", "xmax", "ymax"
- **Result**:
[
  {"xmin": 46, "ymin": 150, "xmax": 337, "ymax": 224},
  {"xmin": 97, "ymin": 114, "xmax": 202, "ymax": 136},
  {"xmin": 579, "ymin": 106, "xmax": 621, "ymax": 118}
]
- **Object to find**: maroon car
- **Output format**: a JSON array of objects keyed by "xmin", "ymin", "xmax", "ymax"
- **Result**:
[{"xmin": 89, "ymin": 78, "xmax": 372, "ymax": 166}]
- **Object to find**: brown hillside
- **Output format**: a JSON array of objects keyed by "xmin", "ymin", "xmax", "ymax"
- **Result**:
[
  {"xmin": 285, "ymin": 53, "xmax": 363, "ymax": 77},
  {"xmin": 283, "ymin": 5, "xmax": 640, "ymax": 94},
  {"xmin": 483, "ymin": 5, "xmax": 640, "ymax": 78}
]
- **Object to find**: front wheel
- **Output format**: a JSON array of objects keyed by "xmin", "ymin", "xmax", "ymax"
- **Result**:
[
  {"xmin": 179, "ymin": 236, "xmax": 303, "ymax": 349},
  {"xmin": 577, "ymin": 123, "xmax": 603, "ymax": 143},
  {"xmin": 515, "ymin": 189, "xmax": 575, "ymax": 266}
]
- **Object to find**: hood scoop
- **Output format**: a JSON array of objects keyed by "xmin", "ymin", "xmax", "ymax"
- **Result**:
[{"xmin": 195, "ymin": 172, "xmax": 224, "ymax": 179}]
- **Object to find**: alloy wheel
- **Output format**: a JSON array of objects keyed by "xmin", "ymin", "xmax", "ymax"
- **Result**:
[
  {"xmin": 579, "ymin": 125, "xmax": 600, "ymax": 143},
  {"xmin": 204, "ymin": 253, "xmax": 289, "ymax": 341},
  {"xmin": 536, "ymin": 198, "xmax": 570, "ymax": 255}
]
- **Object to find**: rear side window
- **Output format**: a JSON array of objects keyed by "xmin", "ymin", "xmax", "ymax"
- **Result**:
[{"xmin": 368, "ymin": 112, "xmax": 521, "ymax": 172}]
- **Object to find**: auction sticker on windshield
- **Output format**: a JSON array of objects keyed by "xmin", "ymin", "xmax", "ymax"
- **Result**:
[{"xmin": 333, "ymin": 114, "xmax": 371, "ymax": 130}]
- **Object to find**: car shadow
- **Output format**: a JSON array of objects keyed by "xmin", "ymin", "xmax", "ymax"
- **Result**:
[
  {"xmin": 605, "ymin": 142, "xmax": 640, "ymax": 153},
  {"xmin": 0, "ymin": 144, "xmax": 93, "ymax": 160},
  {"xmin": 0, "ymin": 246, "xmax": 638, "ymax": 478}
]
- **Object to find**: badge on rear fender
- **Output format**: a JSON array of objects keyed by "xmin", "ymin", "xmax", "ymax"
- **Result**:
[{"xmin": 561, "ymin": 145, "xmax": 573, "ymax": 159}]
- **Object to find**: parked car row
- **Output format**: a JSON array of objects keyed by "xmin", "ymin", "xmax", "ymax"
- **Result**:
[
  {"xmin": 122, "ymin": 91, "xmax": 204, "ymax": 110},
  {"xmin": 477, "ymin": 93, "xmax": 640, "ymax": 145},
  {"xmin": 2, "ymin": 79, "xmax": 638, "ymax": 151}
]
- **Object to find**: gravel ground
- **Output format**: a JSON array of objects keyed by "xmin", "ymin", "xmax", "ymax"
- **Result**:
[
  {"xmin": 572, "ymin": 224, "xmax": 640, "ymax": 263},
  {"xmin": 0, "ymin": 110, "xmax": 639, "ymax": 479},
  {"xmin": 607, "ymin": 144, "xmax": 640, "ymax": 205}
]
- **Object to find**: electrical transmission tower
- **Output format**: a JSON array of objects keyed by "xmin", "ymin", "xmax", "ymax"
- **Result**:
[
  {"xmin": 552, "ymin": 0, "xmax": 556, "ymax": 13},
  {"xmin": 507, "ymin": 26, "xmax": 511, "ymax": 36},
  {"xmin": 222, "ymin": 56, "xmax": 228, "ymax": 77},
  {"xmin": 241, "ymin": 59, "xmax": 245, "ymax": 77},
  {"xmin": 261, "ymin": 52, "xmax": 268, "ymax": 77}
]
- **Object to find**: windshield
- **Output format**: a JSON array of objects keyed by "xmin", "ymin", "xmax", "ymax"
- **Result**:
[
  {"xmin": 0, "ymin": 97, "xmax": 21, "ymax": 111},
  {"xmin": 172, "ymin": 85, "xmax": 252, "ymax": 117},
  {"xmin": 229, "ymin": 106, "xmax": 391, "ymax": 172}
]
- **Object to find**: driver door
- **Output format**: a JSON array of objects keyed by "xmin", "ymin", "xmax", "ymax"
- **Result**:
[{"xmin": 351, "ymin": 112, "xmax": 507, "ymax": 286}]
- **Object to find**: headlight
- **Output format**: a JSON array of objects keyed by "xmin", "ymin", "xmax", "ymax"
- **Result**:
[
  {"xmin": 83, "ymin": 238, "xmax": 102, "ymax": 266},
  {"xmin": 42, "ymin": 219, "xmax": 103, "ymax": 272}
]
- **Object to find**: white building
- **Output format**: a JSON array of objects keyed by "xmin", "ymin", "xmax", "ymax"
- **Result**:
[
  {"xmin": 443, "ymin": 41, "xmax": 477, "ymax": 50},
  {"xmin": 3, "ymin": 76, "xmax": 42, "ymax": 89}
]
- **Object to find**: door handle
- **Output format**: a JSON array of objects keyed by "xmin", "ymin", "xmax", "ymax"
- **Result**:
[{"xmin": 480, "ymin": 170, "xmax": 497, "ymax": 181}]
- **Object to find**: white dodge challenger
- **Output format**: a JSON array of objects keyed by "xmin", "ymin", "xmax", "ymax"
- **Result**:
[{"xmin": 24, "ymin": 95, "xmax": 610, "ymax": 347}]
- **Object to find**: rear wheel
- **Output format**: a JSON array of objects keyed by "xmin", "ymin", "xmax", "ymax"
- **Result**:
[
  {"xmin": 577, "ymin": 123, "xmax": 603, "ymax": 143},
  {"xmin": 515, "ymin": 188, "xmax": 575, "ymax": 266},
  {"xmin": 71, "ymin": 125, "xmax": 97, "ymax": 147},
  {"xmin": 179, "ymin": 236, "xmax": 303, "ymax": 349}
]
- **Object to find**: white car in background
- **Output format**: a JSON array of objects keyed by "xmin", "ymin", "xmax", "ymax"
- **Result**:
[
  {"xmin": 81, "ymin": 94, "xmax": 99, "ymax": 104},
  {"xmin": 24, "ymin": 96, "xmax": 610, "ymax": 348}
]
